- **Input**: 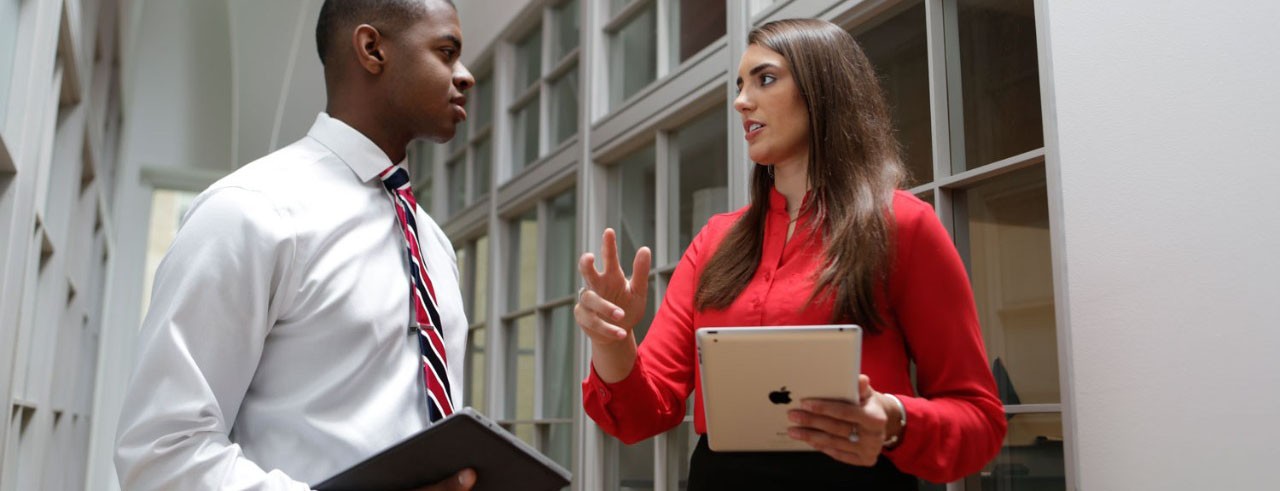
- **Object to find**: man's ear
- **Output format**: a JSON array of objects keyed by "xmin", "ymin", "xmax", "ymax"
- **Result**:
[{"xmin": 352, "ymin": 24, "xmax": 386, "ymax": 75}]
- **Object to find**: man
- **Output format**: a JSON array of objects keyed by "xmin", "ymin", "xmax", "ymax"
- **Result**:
[{"xmin": 115, "ymin": 1, "xmax": 476, "ymax": 489}]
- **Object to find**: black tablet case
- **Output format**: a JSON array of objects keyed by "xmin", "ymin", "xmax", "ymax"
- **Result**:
[{"xmin": 314, "ymin": 408, "xmax": 570, "ymax": 491}]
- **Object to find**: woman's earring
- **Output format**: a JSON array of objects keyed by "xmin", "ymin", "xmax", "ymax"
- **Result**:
[{"xmin": 767, "ymin": 165, "xmax": 774, "ymax": 179}]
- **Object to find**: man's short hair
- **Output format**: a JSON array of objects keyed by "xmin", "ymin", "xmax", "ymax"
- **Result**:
[{"xmin": 315, "ymin": 0, "xmax": 450, "ymax": 65}]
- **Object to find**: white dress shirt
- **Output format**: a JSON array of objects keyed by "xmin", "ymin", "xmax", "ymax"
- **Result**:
[{"xmin": 115, "ymin": 113, "xmax": 468, "ymax": 490}]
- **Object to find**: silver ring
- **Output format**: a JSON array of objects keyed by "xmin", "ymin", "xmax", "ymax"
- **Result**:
[
  {"xmin": 577, "ymin": 286, "xmax": 587, "ymax": 303},
  {"xmin": 847, "ymin": 427, "xmax": 860, "ymax": 443}
]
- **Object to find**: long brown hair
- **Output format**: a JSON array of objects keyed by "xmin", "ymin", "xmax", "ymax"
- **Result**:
[{"xmin": 695, "ymin": 19, "xmax": 904, "ymax": 331}]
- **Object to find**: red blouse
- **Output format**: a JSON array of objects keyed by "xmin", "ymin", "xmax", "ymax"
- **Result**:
[{"xmin": 582, "ymin": 188, "xmax": 1007, "ymax": 483}]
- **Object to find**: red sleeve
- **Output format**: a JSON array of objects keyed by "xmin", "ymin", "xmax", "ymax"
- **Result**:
[
  {"xmin": 882, "ymin": 200, "xmax": 1008, "ymax": 483},
  {"xmin": 581, "ymin": 220, "xmax": 717, "ymax": 444}
]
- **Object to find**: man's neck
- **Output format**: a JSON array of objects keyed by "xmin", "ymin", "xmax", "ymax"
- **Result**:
[{"xmin": 327, "ymin": 103, "xmax": 408, "ymax": 163}]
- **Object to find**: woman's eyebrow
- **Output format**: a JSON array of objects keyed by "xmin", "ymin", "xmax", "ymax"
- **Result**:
[{"xmin": 737, "ymin": 62, "xmax": 781, "ymax": 86}]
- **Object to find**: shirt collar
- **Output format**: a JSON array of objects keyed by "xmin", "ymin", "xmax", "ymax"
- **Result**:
[{"xmin": 306, "ymin": 112, "xmax": 406, "ymax": 183}]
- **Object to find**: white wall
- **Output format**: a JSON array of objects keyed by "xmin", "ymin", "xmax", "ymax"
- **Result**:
[{"xmin": 1041, "ymin": 1, "xmax": 1280, "ymax": 489}]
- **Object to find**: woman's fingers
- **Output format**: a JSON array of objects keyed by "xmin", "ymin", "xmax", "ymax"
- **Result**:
[
  {"xmin": 580, "ymin": 289, "xmax": 625, "ymax": 322},
  {"xmin": 579, "ymin": 253, "xmax": 601, "ymax": 288},
  {"xmin": 630, "ymin": 246, "xmax": 653, "ymax": 295},
  {"xmin": 787, "ymin": 408, "xmax": 856, "ymax": 441},
  {"xmin": 601, "ymin": 228, "xmax": 621, "ymax": 277},
  {"xmin": 573, "ymin": 301, "xmax": 627, "ymax": 341}
]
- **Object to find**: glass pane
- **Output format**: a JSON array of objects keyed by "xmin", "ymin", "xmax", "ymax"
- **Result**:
[
  {"xmin": 546, "ymin": 423, "xmax": 575, "ymax": 485},
  {"xmin": 510, "ymin": 422, "xmax": 537, "ymax": 448},
  {"xmin": 456, "ymin": 245, "xmax": 470, "ymax": 310},
  {"xmin": 410, "ymin": 142, "xmax": 434, "ymax": 182},
  {"xmin": 606, "ymin": 147, "xmax": 658, "ymax": 341},
  {"xmin": 550, "ymin": 69, "xmax": 579, "ymax": 145},
  {"xmin": 545, "ymin": 190, "xmax": 578, "ymax": 298},
  {"xmin": 617, "ymin": 438, "xmax": 655, "ymax": 491},
  {"xmin": 668, "ymin": 108, "xmax": 728, "ymax": 260},
  {"xmin": 506, "ymin": 315, "xmax": 537, "ymax": 420},
  {"xmin": 474, "ymin": 76, "xmax": 493, "ymax": 129},
  {"xmin": 607, "ymin": 146, "xmax": 655, "ymax": 277},
  {"xmin": 670, "ymin": 0, "xmax": 725, "ymax": 66},
  {"xmin": 473, "ymin": 136, "xmax": 492, "ymax": 199},
  {"xmin": 0, "ymin": 0, "xmax": 18, "ymax": 124},
  {"xmin": 508, "ymin": 210, "xmax": 539, "ymax": 311},
  {"xmin": 543, "ymin": 306, "xmax": 576, "ymax": 419},
  {"xmin": 474, "ymin": 236, "xmax": 490, "ymax": 323},
  {"xmin": 609, "ymin": 0, "xmax": 638, "ymax": 17},
  {"xmin": 609, "ymin": 4, "xmax": 657, "ymax": 108},
  {"xmin": 553, "ymin": 0, "xmax": 580, "ymax": 61},
  {"xmin": 855, "ymin": 2, "xmax": 932, "ymax": 187},
  {"xmin": 142, "ymin": 190, "xmax": 199, "ymax": 315},
  {"xmin": 446, "ymin": 155, "xmax": 466, "ymax": 215},
  {"xmin": 448, "ymin": 115, "xmax": 468, "ymax": 156},
  {"xmin": 955, "ymin": 0, "xmax": 1043, "ymax": 171},
  {"xmin": 980, "ymin": 413, "xmax": 1065, "ymax": 490},
  {"xmin": 919, "ymin": 190, "xmax": 935, "ymax": 209},
  {"xmin": 466, "ymin": 326, "xmax": 486, "ymax": 410},
  {"xmin": 669, "ymin": 421, "xmax": 698, "ymax": 490},
  {"xmin": 964, "ymin": 167, "xmax": 1058, "ymax": 404},
  {"xmin": 409, "ymin": 141, "xmax": 435, "ymax": 206},
  {"xmin": 748, "ymin": 0, "xmax": 774, "ymax": 17},
  {"xmin": 515, "ymin": 28, "xmax": 543, "ymax": 92},
  {"xmin": 512, "ymin": 101, "xmax": 541, "ymax": 173}
]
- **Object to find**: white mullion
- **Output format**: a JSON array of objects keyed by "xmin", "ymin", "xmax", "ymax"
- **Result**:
[
  {"xmin": 655, "ymin": 0, "xmax": 672, "ymax": 78},
  {"xmin": 654, "ymin": 132, "xmax": 671, "ymax": 268},
  {"xmin": 923, "ymin": 0, "xmax": 952, "ymax": 225},
  {"xmin": 941, "ymin": 0, "xmax": 966, "ymax": 175},
  {"xmin": 725, "ymin": 0, "xmax": 751, "ymax": 210},
  {"xmin": 540, "ymin": 6, "xmax": 554, "ymax": 163},
  {"xmin": 534, "ymin": 200, "xmax": 549, "ymax": 423},
  {"xmin": 651, "ymin": 129, "xmax": 672, "ymax": 491},
  {"xmin": 576, "ymin": 0, "xmax": 604, "ymax": 487}
]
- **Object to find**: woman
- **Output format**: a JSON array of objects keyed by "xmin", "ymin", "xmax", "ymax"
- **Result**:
[{"xmin": 576, "ymin": 18, "xmax": 1006, "ymax": 489}]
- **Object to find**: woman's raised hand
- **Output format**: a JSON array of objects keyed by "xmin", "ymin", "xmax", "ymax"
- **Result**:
[{"xmin": 574, "ymin": 228, "xmax": 652, "ymax": 347}]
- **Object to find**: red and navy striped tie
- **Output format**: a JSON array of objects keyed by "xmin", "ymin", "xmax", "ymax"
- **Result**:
[{"xmin": 379, "ymin": 164, "xmax": 454, "ymax": 422}]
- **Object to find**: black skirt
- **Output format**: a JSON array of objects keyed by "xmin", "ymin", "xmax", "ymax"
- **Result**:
[{"xmin": 686, "ymin": 434, "xmax": 918, "ymax": 490}]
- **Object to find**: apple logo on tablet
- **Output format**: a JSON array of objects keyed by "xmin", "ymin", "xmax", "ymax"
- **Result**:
[{"xmin": 768, "ymin": 387, "xmax": 792, "ymax": 405}]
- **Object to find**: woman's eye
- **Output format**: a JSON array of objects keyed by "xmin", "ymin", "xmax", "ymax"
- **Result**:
[{"xmin": 761, "ymin": 74, "xmax": 776, "ymax": 86}]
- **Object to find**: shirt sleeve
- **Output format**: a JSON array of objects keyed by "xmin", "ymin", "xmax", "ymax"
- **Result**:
[
  {"xmin": 882, "ymin": 204, "xmax": 1008, "ymax": 483},
  {"xmin": 581, "ymin": 223, "xmax": 712, "ymax": 444},
  {"xmin": 114, "ymin": 187, "xmax": 309, "ymax": 491}
]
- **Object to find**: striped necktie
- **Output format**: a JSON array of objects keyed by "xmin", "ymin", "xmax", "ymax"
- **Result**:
[{"xmin": 379, "ymin": 164, "xmax": 454, "ymax": 422}]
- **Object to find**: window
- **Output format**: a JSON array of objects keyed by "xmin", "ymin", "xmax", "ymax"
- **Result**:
[
  {"xmin": 668, "ymin": 0, "xmax": 725, "ymax": 66},
  {"xmin": 603, "ymin": 107, "xmax": 730, "ymax": 491},
  {"xmin": 606, "ymin": 2, "xmax": 657, "ymax": 108},
  {"xmin": 437, "ymin": 71, "xmax": 495, "ymax": 218},
  {"xmin": 141, "ymin": 189, "xmax": 198, "ymax": 316},
  {"xmin": 952, "ymin": 0, "xmax": 1043, "ymax": 171},
  {"xmin": 854, "ymin": 2, "xmax": 932, "ymax": 187},
  {"xmin": 851, "ymin": 1, "xmax": 1060, "ymax": 488},
  {"xmin": 511, "ymin": 29, "xmax": 543, "ymax": 174},
  {"xmin": 507, "ymin": 0, "xmax": 582, "ymax": 182},
  {"xmin": 501, "ymin": 188, "xmax": 578, "ymax": 482},
  {"xmin": 549, "ymin": 0, "xmax": 581, "ymax": 147},
  {"xmin": 408, "ymin": 141, "xmax": 435, "ymax": 213},
  {"xmin": 0, "ymin": 0, "xmax": 19, "ymax": 125},
  {"xmin": 471, "ymin": 76, "xmax": 494, "ymax": 200},
  {"xmin": 456, "ymin": 236, "xmax": 490, "ymax": 411}
]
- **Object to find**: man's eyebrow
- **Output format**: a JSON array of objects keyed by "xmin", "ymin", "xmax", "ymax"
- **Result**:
[
  {"xmin": 737, "ymin": 62, "xmax": 780, "ymax": 87},
  {"xmin": 439, "ymin": 33, "xmax": 462, "ymax": 50}
]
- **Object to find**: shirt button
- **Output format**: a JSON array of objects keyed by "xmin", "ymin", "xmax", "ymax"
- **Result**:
[{"xmin": 764, "ymin": 272, "xmax": 772, "ymax": 281}]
